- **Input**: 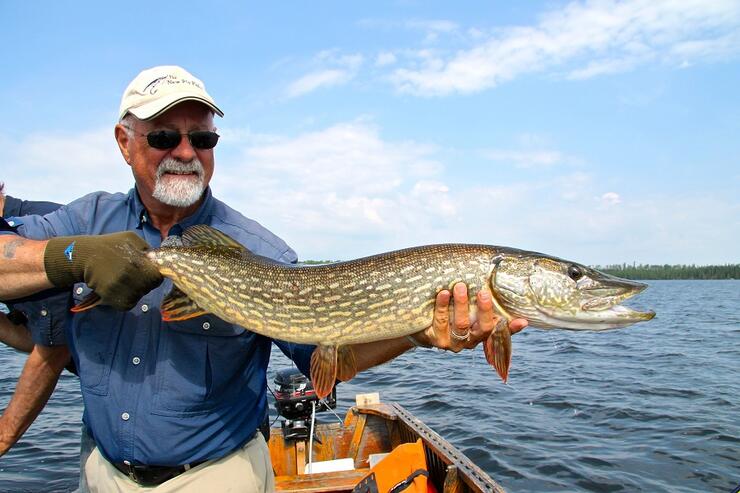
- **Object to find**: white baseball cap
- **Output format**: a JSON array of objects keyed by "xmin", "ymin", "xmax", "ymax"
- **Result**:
[{"xmin": 118, "ymin": 65, "xmax": 224, "ymax": 121}]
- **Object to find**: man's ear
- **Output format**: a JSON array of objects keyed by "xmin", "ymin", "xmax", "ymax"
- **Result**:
[{"xmin": 114, "ymin": 124, "xmax": 132, "ymax": 165}]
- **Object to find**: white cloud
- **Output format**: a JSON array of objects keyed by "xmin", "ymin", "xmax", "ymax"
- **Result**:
[
  {"xmin": 211, "ymin": 121, "xmax": 453, "ymax": 255},
  {"xmin": 406, "ymin": 19, "xmax": 458, "ymax": 33},
  {"xmin": 209, "ymin": 122, "xmax": 739, "ymax": 264},
  {"xmin": 483, "ymin": 149, "xmax": 566, "ymax": 168},
  {"xmin": 285, "ymin": 52, "xmax": 364, "ymax": 98},
  {"xmin": 390, "ymin": 0, "xmax": 740, "ymax": 95},
  {"xmin": 359, "ymin": 18, "xmax": 459, "ymax": 41},
  {"xmin": 375, "ymin": 52, "xmax": 397, "ymax": 67},
  {"xmin": 0, "ymin": 128, "xmax": 132, "ymax": 204},
  {"xmin": 406, "ymin": 19, "xmax": 459, "ymax": 42},
  {"xmin": 286, "ymin": 69, "xmax": 354, "ymax": 98},
  {"xmin": 2, "ymin": 123, "xmax": 737, "ymax": 265},
  {"xmin": 601, "ymin": 192, "xmax": 621, "ymax": 205}
]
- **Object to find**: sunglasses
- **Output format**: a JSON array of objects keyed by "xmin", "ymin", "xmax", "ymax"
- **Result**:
[{"xmin": 126, "ymin": 127, "xmax": 220, "ymax": 150}]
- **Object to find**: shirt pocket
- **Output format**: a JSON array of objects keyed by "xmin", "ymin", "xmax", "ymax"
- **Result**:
[
  {"xmin": 151, "ymin": 316, "xmax": 256, "ymax": 417},
  {"xmin": 71, "ymin": 284, "xmax": 121, "ymax": 395}
]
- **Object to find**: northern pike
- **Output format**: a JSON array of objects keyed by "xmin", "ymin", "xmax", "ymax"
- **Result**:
[{"xmin": 133, "ymin": 225, "xmax": 654, "ymax": 398}]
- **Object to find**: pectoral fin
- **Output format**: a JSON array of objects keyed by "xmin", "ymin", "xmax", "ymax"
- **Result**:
[
  {"xmin": 484, "ymin": 318, "xmax": 512, "ymax": 383},
  {"xmin": 70, "ymin": 292, "xmax": 102, "ymax": 312},
  {"xmin": 310, "ymin": 345, "xmax": 338, "ymax": 400},
  {"xmin": 161, "ymin": 286, "xmax": 207, "ymax": 321}
]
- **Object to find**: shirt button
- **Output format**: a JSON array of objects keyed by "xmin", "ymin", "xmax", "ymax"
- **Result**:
[
  {"xmin": 75, "ymin": 287, "xmax": 84, "ymax": 295},
  {"xmin": 202, "ymin": 322, "xmax": 210, "ymax": 330},
  {"xmin": 121, "ymin": 412, "xmax": 130, "ymax": 421},
  {"xmin": 141, "ymin": 304, "xmax": 149, "ymax": 312},
  {"xmin": 132, "ymin": 357, "xmax": 141, "ymax": 365},
  {"xmin": 123, "ymin": 460, "xmax": 131, "ymax": 466},
  {"xmin": 40, "ymin": 309, "xmax": 48, "ymax": 317}
]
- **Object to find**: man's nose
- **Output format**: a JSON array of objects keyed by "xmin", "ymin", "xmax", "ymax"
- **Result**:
[{"xmin": 170, "ymin": 134, "xmax": 196, "ymax": 161}]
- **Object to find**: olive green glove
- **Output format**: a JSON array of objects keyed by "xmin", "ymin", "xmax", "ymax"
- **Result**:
[{"xmin": 43, "ymin": 232, "xmax": 163, "ymax": 311}]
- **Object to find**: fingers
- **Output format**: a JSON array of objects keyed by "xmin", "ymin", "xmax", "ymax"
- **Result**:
[
  {"xmin": 424, "ymin": 284, "xmax": 528, "ymax": 353},
  {"xmin": 423, "ymin": 288, "xmax": 456, "ymax": 351},
  {"xmin": 508, "ymin": 318, "xmax": 528, "ymax": 335},
  {"xmin": 448, "ymin": 283, "xmax": 474, "ymax": 352},
  {"xmin": 463, "ymin": 289, "xmax": 494, "ymax": 350},
  {"xmin": 432, "ymin": 290, "xmax": 451, "ymax": 341},
  {"xmin": 452, "ymin": 282, "xmax": 470, "ymax": 333},
  {"xmin": 474, "ymin": 289, "xmax": 496, "ymax": 337}
]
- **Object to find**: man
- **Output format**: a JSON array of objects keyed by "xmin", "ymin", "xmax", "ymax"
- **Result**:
[
  {"xmin": 0, "ymin": 66, "xmax": 527, "ymax": 492},
  {"xmin": 0, "ymin": 184, "xmax": 65, "ymax": 354},
  {"xmin": 0, "ymin": 186, "xmax": 77, "ymax": 472}
]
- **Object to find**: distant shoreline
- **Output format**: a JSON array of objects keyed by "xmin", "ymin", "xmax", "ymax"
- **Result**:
[
  {"xmin": 300, "ymin": 260, "xmax": 739, "ymax": 280},
  {"xmin": 595, "ymin": 264, "xmax": 739, "ymax": 280}
]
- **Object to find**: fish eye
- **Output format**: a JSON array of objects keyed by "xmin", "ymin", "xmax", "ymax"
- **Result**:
[{"xmin": 567, "ymin": 265, "xmax": 583, "ymax": 281}]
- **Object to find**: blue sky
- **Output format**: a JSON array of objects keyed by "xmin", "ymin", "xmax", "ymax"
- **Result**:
[{"xmin": 1, "ymin": 0, "xmax": 738, "ymax": 264}]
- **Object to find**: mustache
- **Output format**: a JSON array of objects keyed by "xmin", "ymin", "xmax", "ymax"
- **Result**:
[{"xmin": 156, "ymin": 158, "xmax": 204, "ymax": 178}]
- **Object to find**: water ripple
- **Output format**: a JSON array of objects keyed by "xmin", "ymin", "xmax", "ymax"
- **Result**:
[{"xmin": 1, "ymin": 280, "xmax": 739, "ymax": 492}]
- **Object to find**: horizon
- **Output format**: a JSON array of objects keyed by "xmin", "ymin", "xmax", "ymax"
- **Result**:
[{"xmin": 1, "ymin": 1, "xmax": 738, "ymax": 265}]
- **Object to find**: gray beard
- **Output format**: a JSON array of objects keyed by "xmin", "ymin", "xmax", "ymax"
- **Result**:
[{"xmin": 152, "ymin": 157, "xmax": 205, "ymax": 207}]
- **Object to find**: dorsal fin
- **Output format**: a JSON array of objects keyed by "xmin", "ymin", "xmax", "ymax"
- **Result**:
[{"xmin": 181, "ymin": 225, "xmax": 245, "ymax": 249}]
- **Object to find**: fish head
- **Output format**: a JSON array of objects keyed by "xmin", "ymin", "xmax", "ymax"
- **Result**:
[{"xmin": 490, "ymin": 253, "xmax": 655, "ymax": 330}]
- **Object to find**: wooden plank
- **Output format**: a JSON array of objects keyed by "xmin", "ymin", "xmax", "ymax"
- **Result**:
[
  {"xmin": 346, "ymin": 414, "xmax": 367, "ymax": 461},
  {"xmin": 295, "ymin": 440, "xmax": 307, "ymax": 475},
  {"xmin": 343, "ymin": 408, "xmax": 357, "ymax": 428},
  {"xmin": 355, "ymin": 403, "xmax": 398, "ymax": 421},
  {"xmin": 443, "ymin": 465, "xmax": 465, "ymax": 493},
  {"xmin": 269, "ymin": 429, "xmax": 293, "ymax": 477},
  {"xmin": 275, "ymin": 469, "xmax": 370, "ymax": 493}
]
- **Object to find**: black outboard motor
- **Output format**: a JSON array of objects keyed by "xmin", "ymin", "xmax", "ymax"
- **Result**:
[{"xmin": 273, "ymin": 368, "xmax": 336, "ymax": 441}]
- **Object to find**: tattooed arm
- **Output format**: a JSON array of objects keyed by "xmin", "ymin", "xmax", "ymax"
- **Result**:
[{"xmin": 0, "ymin": 236, "xmax": 53, "ymax": 299}]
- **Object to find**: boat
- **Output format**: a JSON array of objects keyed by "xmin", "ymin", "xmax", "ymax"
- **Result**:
[{"xmin": 268, "ymin": 368, "xmax": 507, "ymax": 492}]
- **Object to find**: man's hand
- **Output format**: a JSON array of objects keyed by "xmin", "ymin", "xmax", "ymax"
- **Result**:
[
  {"xmin": 412, "ymin": 282, "xmax": 527, "ymax": 352},
  {"xmin": 43, "ymin": 232, "xmax": 162, "ymax": 311}
]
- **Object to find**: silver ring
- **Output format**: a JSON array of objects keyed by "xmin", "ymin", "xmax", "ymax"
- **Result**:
[{"xmin": 450, "ymin": 329, "xmax": 470, "ymax": 341}]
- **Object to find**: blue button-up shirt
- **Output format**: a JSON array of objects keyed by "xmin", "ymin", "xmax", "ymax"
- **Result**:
[
  {"xmin": 11, "ymin": 187, "xmax": 315, "ymax": 466},
  {"xmin": 2, "ymin": 195, "xmax": 69, "ymax": 346},
  {"xmin": 3, "ymin": 195, "xmax": 61, "ymax": 217}
]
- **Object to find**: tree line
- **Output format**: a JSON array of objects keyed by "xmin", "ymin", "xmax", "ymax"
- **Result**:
[{"xmin": 594, "ymin": 263, "xmax": 740, "ymax": 280}]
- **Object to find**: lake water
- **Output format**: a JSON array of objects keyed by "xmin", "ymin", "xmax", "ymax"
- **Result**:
[{"xmin": 0, "ymin": 280, "xmax": 738, "ymax": 492}]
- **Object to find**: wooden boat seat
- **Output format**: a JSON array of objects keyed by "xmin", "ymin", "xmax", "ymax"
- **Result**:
[{"xmin": 275, "ymin": 469, "xmax": 371, "ymax": 493}]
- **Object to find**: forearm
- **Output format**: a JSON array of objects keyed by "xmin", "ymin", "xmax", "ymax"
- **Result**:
[
  {"xmin": 0, "ymin": 344, "xmax": 70, "ymax": 456},
  {"xmin": 0, "ymin": 236, "xmax": 53, "ymax": 299},
  {"xmin": 0, "ymin": 314, "xmax": 33, "ymax": 353},
  {"xmin": 351, "ymin": 335, "xmax": 418, "ymax": 373}
]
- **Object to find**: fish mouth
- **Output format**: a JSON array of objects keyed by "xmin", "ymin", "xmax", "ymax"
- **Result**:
[
  {"xmin": 538, "ymin": 303, "xmax": 655, "ymax": 330},
  {"xmin": 537, "ymin": 272, "xmax": 655, "ymax": 330},
  {"xmin": 580, "ymin": 272, "xmax": 648, "ymax": 311}
]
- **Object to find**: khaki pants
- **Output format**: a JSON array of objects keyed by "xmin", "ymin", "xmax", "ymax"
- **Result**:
[{"xmin": 83, "ymin": 434, "xmax": 275, "ymax": 493}]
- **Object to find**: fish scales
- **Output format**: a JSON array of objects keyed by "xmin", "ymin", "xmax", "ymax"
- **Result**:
[{"xmin": 151, "ymin": 243, "xmax": 496, "ymax": 345}]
